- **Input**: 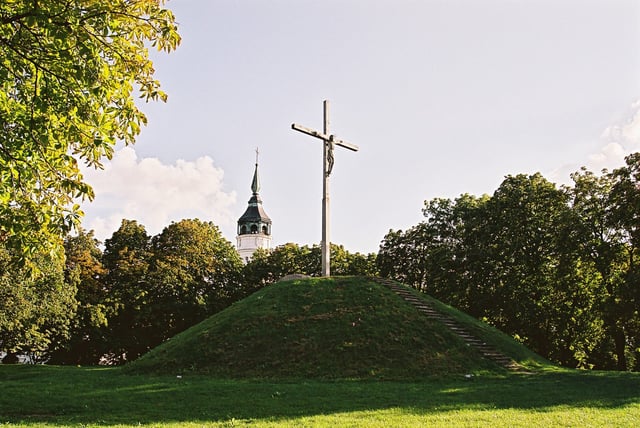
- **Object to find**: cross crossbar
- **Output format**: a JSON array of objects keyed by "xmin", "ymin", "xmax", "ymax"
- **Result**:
[{"xmin": 291, "ymin": 124, "xmax": 359, "ymax": 152}]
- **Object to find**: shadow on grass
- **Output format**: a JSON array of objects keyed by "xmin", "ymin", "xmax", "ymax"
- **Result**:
[{"xmin": 1, "ymin": 366, "xmax": 639, "ymax": 425}]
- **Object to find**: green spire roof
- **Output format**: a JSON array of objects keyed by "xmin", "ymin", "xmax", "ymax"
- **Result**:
[
  {"xmin": 251, "ymin": 162, "xmax": 260, "ymax": 194},
  {"xmin": 238, "ymin": 151, "xmax": 271, "ymax": 236}
]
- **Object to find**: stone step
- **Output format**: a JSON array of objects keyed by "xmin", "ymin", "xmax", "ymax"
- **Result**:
[
  {"xmin": 375, "ymin": 276, "xmax": 522, "ymax": 372},
  {"xmin": 477, "ymin": 347, "xmax": 500, "ymax": 354},
  {"xmin": 462, "ymin": 339, "xmax": 485, "ymax": 346},
  {"xmin": 481, "ymin": 351, "xmax": 505, "ymax": 357},
  {"xmin": 476, "ymin": 344, "xmax": 497, "ymax": 350},
  {"xmin": 419, "ymin": 312, "xmax": 439, "ymax": 317},
  {"xmin": 441, "ymin": 323, "xmax": 461, "ymax": 328},
  {"xmin": 466, "ymin": 343, "xmax": 485, "ymax": 348}
]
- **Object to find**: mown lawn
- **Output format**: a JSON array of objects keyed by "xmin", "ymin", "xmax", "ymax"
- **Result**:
[{"xmin": 1, "ymin": 365, "xmax": 639, "ymax": 427}]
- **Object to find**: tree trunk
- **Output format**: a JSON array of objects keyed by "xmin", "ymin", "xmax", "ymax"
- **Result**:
[
  {"xmin": 1, "ymin": 352, "xmax": 19, "ymax": 364},
  {"xmin": 613, "ymin": 327, "xmax": 627, "ymax": 371}
]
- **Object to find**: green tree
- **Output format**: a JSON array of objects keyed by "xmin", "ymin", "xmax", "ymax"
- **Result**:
[
  {"xmin": 244, "ymin": 243, "xmax": 377, "ymax": 289},
  {"xmin": 0, "ymin": 0, "xmax": 180, "ymax": 261},
  {"xmin": 377, "ymin": 223, "xmax": 432, "ymax": 290},
  {"xmin": 148, "ymin": 219, "xmax": 244, "ymax": 339},
  {"xmin": 243, "ymin": 242, "xmax": 315, "ymax": 286},
  {"xmin": 101, "ymin": 219, "xmax": 243, "ymax": 363},
  {"xmin": 418, "ymin": 195, "xmax": 490, "ymax": 310},
  {"xmin": 241, "ymin": 247, "xmax": 277, "ymax": 292},
  {"xmin": 377, "ymin": 228, "xmax": 414, "ymax": 285},
  {"xmin": 263, "ymin": 243, "xmax": 314, "ymax": 278},
  {"xmin": 475, "ymin": 174, "xmax": 574, "ymax": 358},
  {"xmin": 606, "ymin": 153, "xmax": 640, "ymax": 370},
  {"xmin": 48, "ymin": 228, "xmax": 109, "ymax": 365},
  {"xmin": 0, "ymin": 243, "xmax": 77, "ymax": 361},
  {"xmin": 343, "ymin": 249, "xmax": 378, "ymax": 277},
  {"xmin": 100, "ymin": 219, "xmax": 152, "ymax": 363},
  {"xmin": 378, "ymin": 194, "xmax": 489, "ymax": 310},
  {"xmin": 562, "ymin": 167, "xmax": 620, "ymax": 368},
  {"xmin": 379, "ymin": 174, "xmax": 601, "ymax": 367}
]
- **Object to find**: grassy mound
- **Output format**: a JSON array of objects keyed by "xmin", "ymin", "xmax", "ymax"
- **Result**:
[{"xmin": 127, "ymin": 277, "xmax": 549, "ymax": 379}]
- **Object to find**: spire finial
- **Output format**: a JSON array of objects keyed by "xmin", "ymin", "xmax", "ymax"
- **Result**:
[{"xmin": 251, "ymin": 148, "xmax": 260, "ymax": 194}]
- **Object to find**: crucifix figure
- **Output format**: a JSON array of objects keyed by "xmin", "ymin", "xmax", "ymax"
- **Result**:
[{"xmin": 291, "ymin": 100, "xmax": 359, "ymax": 277}]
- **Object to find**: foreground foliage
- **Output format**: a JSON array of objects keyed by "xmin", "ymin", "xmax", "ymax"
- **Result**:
[
  {"xmin": 0, "ymin": 0, "xmax": 180, "ymax": 261},
  {"xmin": 0, "ymin": 365, "xmax": 638, "ymax": 427}
]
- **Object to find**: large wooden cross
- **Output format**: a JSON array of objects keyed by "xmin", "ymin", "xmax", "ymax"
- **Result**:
[{"xmin": 292, "ymin": 100, "xmax": 359, "ymax": 277}]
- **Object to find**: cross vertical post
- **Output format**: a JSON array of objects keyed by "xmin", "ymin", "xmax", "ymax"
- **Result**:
[
  {"xmin": 291, "ymin": 100, "xmax": 359, "ymax": 277},
  {"xmin": 322, "ymin": 100, "xmax": 330, "ymax": 276}
]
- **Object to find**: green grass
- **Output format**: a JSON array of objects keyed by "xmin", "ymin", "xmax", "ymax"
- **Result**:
[
  {"xmin": 1, "ymin": 365, "xmax": 638, "ymax": 427},
  {"xmin": 127, "ymin": 277, "xmax": 544, "ymax": 379},
  {"xmin": 2, "ymin": 277, "xmax": 639, "ymax": 426}
]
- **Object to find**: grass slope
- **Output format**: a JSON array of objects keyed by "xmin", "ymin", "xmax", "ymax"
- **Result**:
[{"xmin": 127, "ymin": 277, "xmax": 547, "ymax": 379}]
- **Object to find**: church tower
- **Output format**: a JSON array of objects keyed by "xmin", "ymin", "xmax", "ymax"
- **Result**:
[{"xmin": 236, "ymin": 151, "xmax": 272, "ymax": 262}]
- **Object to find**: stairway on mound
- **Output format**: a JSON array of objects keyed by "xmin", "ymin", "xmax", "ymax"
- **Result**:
[{"xmin": 372, "ymin": 277, "xmax": 523, "ymax": 372}]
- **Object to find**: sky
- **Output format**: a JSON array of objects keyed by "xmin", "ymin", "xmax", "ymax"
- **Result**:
[{"xmin": 81, "ymin": 0, "xmax": 640, "ymax": 255}]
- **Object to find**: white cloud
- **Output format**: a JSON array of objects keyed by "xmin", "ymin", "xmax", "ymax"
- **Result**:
[
  {"xmin": 550, "ymin": 100, "xmax": 640, "ymax": 184},
  {"xmin": 80, "ymin": 147, "xmax": 236, "ymax": 242},
  {"xmin": 585, "ymin": 142, "xmax": 627, "ymax": 173},
  {"xmin": 595, "ymin": 100, "xmax": 640, "ymax": 168}
]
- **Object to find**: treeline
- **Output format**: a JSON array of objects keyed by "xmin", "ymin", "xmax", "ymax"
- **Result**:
[
  {"xmin": 0, "ymin": 219, "xmax": 375, "ymax": 365},
  {"xmin": 4, "ymin": 155, "xmax": 640, "ymax": 372},
  {"xmin": 378, "ymin": 153, "xmax": 640, "ymax": 371}
]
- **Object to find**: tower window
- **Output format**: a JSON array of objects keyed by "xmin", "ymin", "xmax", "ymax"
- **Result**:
[
  {"xmin": 240, "ymin": 225, "xmax": 247, "ymax": 234},
  {"xmin": 262, "ymin": 225, "xmax": 268, "ymax": 234},
  {"xmin": 251, "ymin": 224, "xmax": 258, "ymax": 233}
]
